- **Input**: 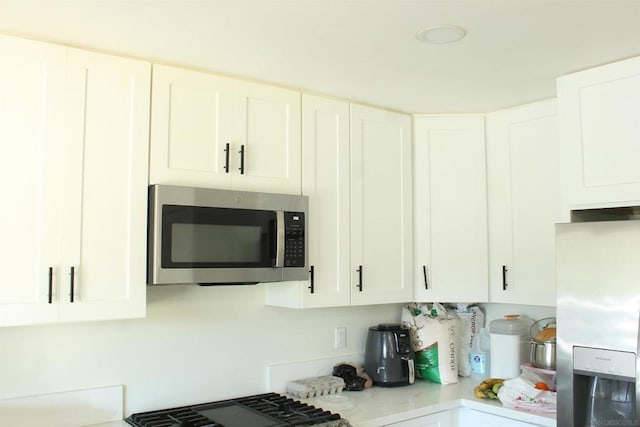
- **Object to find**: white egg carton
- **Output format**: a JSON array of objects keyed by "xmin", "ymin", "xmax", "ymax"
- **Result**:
[{"xmin": 286, "ymin": 375, "xmax": 345, "ymax": 398}]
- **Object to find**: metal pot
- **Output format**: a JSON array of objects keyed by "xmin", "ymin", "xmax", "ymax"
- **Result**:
[
  {"xmin": 528, "ymin": 317, "xmax": 556, "ymax": 370},
  {"xmin": 528, "ymin": 339, "xmax": 556, "ymax": 370}
]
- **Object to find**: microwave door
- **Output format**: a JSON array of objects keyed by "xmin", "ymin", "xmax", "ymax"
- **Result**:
[{"xmin": 152, "ymin": 204, "xmax": 282, "ymax": 284}]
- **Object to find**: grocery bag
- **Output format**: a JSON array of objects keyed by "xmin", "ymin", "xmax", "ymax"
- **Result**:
[{"xmin": 401, "ymin": 303, "xmax": 458, "ymax": 384}]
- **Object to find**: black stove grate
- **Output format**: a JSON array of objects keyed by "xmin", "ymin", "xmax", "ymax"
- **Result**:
[
  {"xmin": 126, "ymin": 392, "xmax": 343, "ymax": 427},
  {"xmin": 126, "ymin": 406, "xmax": 219, "ymax": 427}
]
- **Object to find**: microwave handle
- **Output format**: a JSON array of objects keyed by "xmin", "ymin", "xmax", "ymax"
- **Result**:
[{"xmin": 275, "ymin": 211, "xmax": 285, "ymax": 267}]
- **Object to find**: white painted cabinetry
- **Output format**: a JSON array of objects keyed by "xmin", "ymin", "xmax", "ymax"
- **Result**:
[
  {"xmin": 385, "ymin": 410, "xmax": 455, "ymax": 427},
  {"xmin": 557, "ymin": 55, "xmax": 640, "ymax": 209},
  {"xmin": 266, "ymin": 94, "xmax": 351, "ymax": 307},
  {"xmin": 149, "ymin": 65, "xmax": 232, "ymax": 188},
  {"xmin": 350, "ymin": 104, "xmax": 413, "ymax": 305},
  {"xmin": 486, "ymin": 100, "xmax": 562, "ymax": 306},
  {"xmin": 0, "ymin": 35, "xmax": 150, "ymax": 326},
  {"xmin": 413, "ymin": 116, "xmax": 488, "ymax": 303},
  {"xmin": 457, "ymin": 408, "xmax": 546, "ymax": 427},
  {"xmin": 150, "ymin": 64, "xmax": 301, "ymax": 194},
  {"xmin": 267, "ymin": 98, "xmax": 413, "ymax": 307},
  {"xmin": 0, "ymin": 36, "xmax": 66, "ymax": 325}
]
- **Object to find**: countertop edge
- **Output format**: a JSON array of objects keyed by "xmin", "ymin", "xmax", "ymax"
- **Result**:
[
  {"xmin": 352, "ymin": 398, "xmax": 555, "ymax": 427},
  {"xmin": 354, "ymin": 399, "xmax": 462, "ymax": 427},
  {"xmin": 459, "ymin": 399, "xmax": 556, "ymax": 427}
]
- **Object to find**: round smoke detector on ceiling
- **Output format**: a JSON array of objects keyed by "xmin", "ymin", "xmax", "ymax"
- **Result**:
[{"xmin": 416, "ymin": 25, "xmax": 467, "ymax": 44}]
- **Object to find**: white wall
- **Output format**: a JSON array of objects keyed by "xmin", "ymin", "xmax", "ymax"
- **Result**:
[
  {"xmin": 0, "ymin": 285, "xmax": 404, "ymax": 415},
  {"xmin": 0, "ymin": 287, "xmax": 556, "ymax": 417}
]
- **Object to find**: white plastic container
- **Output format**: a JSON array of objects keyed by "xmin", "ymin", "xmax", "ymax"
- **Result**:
[
  {"xmin": 470, "ymin": 327, "xmax": 490, "ymax": 377},
  {"xmin": 489, "ymin": 314, "xmax": 532, "ymax": 379}
]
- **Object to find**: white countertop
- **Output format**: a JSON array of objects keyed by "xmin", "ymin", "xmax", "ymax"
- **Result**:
[
  {"xmin": 86, "ymin": 377, "xmax": 556, "ymax": 427},
  {"xmin": 300, "ymin": 377, "xmax": 556, "ymax": 427}
]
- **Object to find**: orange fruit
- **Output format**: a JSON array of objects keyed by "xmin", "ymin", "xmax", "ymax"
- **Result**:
[{"xmin": 534, "ymin": 381, "xmax": 550, "ymax": 391}]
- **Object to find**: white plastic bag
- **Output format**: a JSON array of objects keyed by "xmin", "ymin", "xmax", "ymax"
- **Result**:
[
  {"xmin": 497, "ymin": 377, "xmax": 557, "ymax": 414},
  {"xmin": 454, "ymin": 304, "xmax": 484, "ymax": 377}
]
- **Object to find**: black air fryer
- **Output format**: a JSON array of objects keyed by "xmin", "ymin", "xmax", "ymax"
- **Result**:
[{"xmin": 364, "ymin": 323, "xmax": 415, "ymax": 387}]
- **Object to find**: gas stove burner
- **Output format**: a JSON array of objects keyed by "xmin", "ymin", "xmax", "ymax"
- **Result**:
[{"xmin": 125, "ymin": 392, "xmax": 350, "ymax": 427}]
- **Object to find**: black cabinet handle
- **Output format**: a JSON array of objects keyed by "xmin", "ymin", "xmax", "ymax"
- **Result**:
[
  {"xmin": 48, "ymin": 267, "xmax": 53, "ymax": 304},
  {"xmin": 422, "ymin": 265, "xmax": 429, "ymax": 290},
  {"xmin": 69, "ymin": 266, "xmax": 75, "ymax": 302},
  {"xmin": 224, "ymin": 143, "xmax": 230, "ymax": 173},
  {"xmin": 308, "ymin": 265, "xmax": 315, "ymax": 294},
  {"xmin": 502, "ymin": 265, "xmax": 508, "ymax": 290},
  {"xmin": 239, "ymin": 144, "xmax": 245, "ymax": 174},
  {"xmin": 357, "ymin": 265, "xmax": 363, "ymax": 292}
]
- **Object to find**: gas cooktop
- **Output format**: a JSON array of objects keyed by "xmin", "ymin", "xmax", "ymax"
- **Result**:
[{"xmin": 125, "ymin": 392, "xmax": 351, "ymax": 427}]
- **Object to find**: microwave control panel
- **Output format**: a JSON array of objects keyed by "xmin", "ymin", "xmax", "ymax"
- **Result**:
[{"xmin": 284, "ymin": 212, "xmax": 305, "ymax": 267}]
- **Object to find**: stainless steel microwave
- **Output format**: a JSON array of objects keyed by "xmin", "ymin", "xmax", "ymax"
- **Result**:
[{"xmin": 148, "ymin": 185, "xmax": 308, "ymax": 285}]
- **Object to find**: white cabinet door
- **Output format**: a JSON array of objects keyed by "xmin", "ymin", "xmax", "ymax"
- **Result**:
[
  {"xmin": 0, "ymin": 36, "xmax": 66, "ymax": 326},
  {"xmin": 384, "ymin": 410, "xmax": 454, "ymax": 427},
  {"xmin": 457, "ymin": 408, "xmax": 545, "ymax": 427},
  {"xmin": 486, "ymin": 99, "xmax": 562, "ymax": 307},
  {"xmin": 558, "ymin": 55, "xmax": 640, "ymax": 209},
  {"xmin": 232, "ymin": 81, "xmax": 301, "ymax": 194},
  {"xmin": 0, "ymin": 35, "xmax": 150, "ymax": 326},
  {"xmin": 149, "ymin": 65, "xmax": 301, "ymax": 194},
  {"xmin": 413, "ymin": 116, "xmax": 488, "ymax": 303},
  {"xmin": 350, "ymin": 104, "xmax": 413, "ymax": 306},
  {"xmin": 266, "ymin": 94, "xmax": 350, "ymax": 307},
  {"xmin": 59, "ymin": 48, "xmax": 150, "ymax": 322},
  {"xmin": 149, "ymin": 64, "xmax": 233, "ymax": 188},
  {"xmin": 269, "ymin": 99, "xmax": 413, "ymax": 308}
]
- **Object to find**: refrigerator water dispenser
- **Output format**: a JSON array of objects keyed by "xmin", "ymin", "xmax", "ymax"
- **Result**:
[{"xmin": 573, "ymin": 346, "xmax": 636, "ymax": 426}]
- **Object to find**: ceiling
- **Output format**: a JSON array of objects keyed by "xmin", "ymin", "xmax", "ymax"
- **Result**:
[{"xmin": 1, "ymin": 0, "xmax": 639, "ymax": 113}]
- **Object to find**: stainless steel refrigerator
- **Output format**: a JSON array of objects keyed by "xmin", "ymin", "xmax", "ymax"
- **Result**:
[{"xmin": 557, "ymin": 220, "xmax": 640, "ymax": 426}]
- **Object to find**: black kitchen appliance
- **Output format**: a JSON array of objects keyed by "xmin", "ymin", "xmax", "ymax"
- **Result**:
[
  {"xmin": 125, "ymin": 392, "xmax": 350, "ymax": 426},
  {"xmin": 364, "ymin": 323, "xmax": 415, "ymax": 387}
]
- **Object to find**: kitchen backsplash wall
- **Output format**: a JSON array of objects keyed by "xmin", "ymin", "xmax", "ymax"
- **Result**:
[
  {"xmin": 0, "ymin": 287, "xmax": 553, "ymax": 416},
  {"xmin": 0, "ymin": 285, "xmax": 404, "ymax": 414}
]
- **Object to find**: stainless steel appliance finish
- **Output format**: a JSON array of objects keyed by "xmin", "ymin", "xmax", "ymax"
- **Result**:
[
  {"xmin": 148, "ymin": 185, "xmax": 308, "ymax": 285},
  {"xmin": 364, "ymin": 324, "xmax": 415, "ymax": 387},
  {"xmin": 556, "ymin": 220, "xmax": 640, "ymax": 426},
  {"xmin": 529, "ymin": 339, "xmax": 556, "ymax": 370}
]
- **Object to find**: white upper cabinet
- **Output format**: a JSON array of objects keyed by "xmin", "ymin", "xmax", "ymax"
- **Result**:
[
  {"xmin": 268, "ymin": 99, "xmax": 414, "ymax": 308},
  {"xmin": 486, "ymin": 100, "xmax": 562, "ymax": 307},
  {"xmin": 150, "ymin": 65, "xmax": 233, "ymax": 188},
  {"xmin": 232, "ymin": 81, "xmax": 301, "ymax": 194},
  {"xmin": 60, "ymin": 48, "xmax": 150, "ymax": 322},
  {"xmin": 0, "ymin": 36, "xmax": 67, "ymax": 325},
  {"xmin": 150, "ymin": 64, "xmax": 301, "ymax": 194},
  {"xmin": 350, "ymin": 104, "xmax": 413, "ymax": 306},
  {"xmin": 266, "ymin": 94, "xmax": 351, "ymax": 308},
  {"xmin": 558, "ymin": 55, "xmax": 640, "ymax": 209},
  {"xmin": 413, "ymin": 116, "xmax": 488, "ymax": 303},
  {"xmin": 0, "ymin": 35, "xmax": 150, "ymax": 326}
]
